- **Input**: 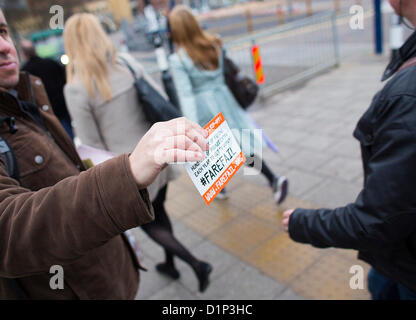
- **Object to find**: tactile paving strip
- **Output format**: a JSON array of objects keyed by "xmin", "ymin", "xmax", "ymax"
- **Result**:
[
  {"xmin": 182, "ymin": 205, "xmax": 238, "ymax": 237},
  {"xmin": 223, "ymin": 182, "xmax": 273, "ymax": 212},
  {"xmin": 166, "ymin": 173, "xmax": 371, "ymax": 299},
  {"xmin": 245, "ymin": 233, "xmax": 324, "ymax": 284},
  {"xmin": 209, "ymin": 214, "xmax": 278, "ymax": 258},
  {"xmin": 289, "ymin": 252, "xmax": 371, "ymax": 300}
]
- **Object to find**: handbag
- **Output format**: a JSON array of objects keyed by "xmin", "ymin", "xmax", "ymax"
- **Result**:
[
  {"xmin": 222, "ymin": 49, "xmax": 259, "ymax": 110},
  {"xmin": 119, "ymin": 56, "xmax": 182, "ymax": 124}
]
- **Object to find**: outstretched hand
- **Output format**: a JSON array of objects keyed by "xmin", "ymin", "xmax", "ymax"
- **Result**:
[
  {"xmin": 282, "ymin": 209, "xmax": 294, "ymax": 232},
  {"xmin": 129, "ymin": 117, "xmax": 209, "ymax": 188}
]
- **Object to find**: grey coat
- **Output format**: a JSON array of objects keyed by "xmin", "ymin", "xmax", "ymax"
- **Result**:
[{"xmin": 64, "ymin": 52, "xmax": 179, "ymax": 201}]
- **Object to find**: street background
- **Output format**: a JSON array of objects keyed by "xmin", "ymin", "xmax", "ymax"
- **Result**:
[
  {"xmin": 4, "ymin": 0, "xmax": 412, "ymax": 300},
  {"xmin": 129, "ymin": 0, "xmax": 409, "ymax": 300}
]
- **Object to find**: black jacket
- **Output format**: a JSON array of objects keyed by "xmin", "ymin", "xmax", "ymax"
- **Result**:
[
  {"xmin": 290, "ymin": 32, "xmax": 416, "ymax": 292},
  {"xmin": 21, "ymin": 56, "xmax": 71, "ymax": 121}
]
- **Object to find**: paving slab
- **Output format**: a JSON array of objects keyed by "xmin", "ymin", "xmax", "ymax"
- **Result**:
[{"xmin": 135, "ymin": 42, "xmax": 391, "ymax": 301}]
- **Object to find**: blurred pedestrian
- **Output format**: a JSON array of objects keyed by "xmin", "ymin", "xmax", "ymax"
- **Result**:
[
  {"xmin": 168, "ymin": 5, "xmax": 288, "ymax": 204},
  {"xmin": 166, "ymin": 0, "xmax": 177, "ymax": 54},
  {"xmin": 144, "ymin": 0, "xmax": 161, "ymax": 47},
  {"xmin": 20, "ymin": 39, "xmax": 74, "ymax": 140},
  {"xmin": 63, "ymin": 13, "xmax": 212, "ymax": 293},
  {"xmin": 282, "ymin": 0, "xmax": 416, "ymax": 300}
]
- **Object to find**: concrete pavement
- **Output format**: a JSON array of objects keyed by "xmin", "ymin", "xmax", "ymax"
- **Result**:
[{"xmin": 130, "ymin": 42, "xmax": 394, "ymax": 300}]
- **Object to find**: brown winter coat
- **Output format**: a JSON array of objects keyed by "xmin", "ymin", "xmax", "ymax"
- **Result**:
[{"xmin": 0, "ymin": 72, "xmax": 154, "ymax": 299}]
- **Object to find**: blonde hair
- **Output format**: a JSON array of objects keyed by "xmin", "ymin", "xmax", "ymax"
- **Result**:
[
  {"xmin": 64, "ymin": 13, "xmax": 117, "ymax": 101},
  {"xmin": 169, "ymin": 5, "xmax": 221, "ymax": 70}
]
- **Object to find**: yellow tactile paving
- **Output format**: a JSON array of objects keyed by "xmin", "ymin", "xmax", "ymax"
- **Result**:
[
  {"xmin": 166, "ymin": 171, "xmax": 198, "ymax": 195},
  {"xmin": 277, "ymin": 194, "xmax": 321, "ymax": 211},
  {"xmin": 164, "ymin": 203, "xmax": 190, "ymax": 219},
  {"xmin": 332, "ymin": 248, "xmax": 362, "ymax": 261},
  {"xmin": 208, "ymin": 214, "xmax": 278, "ymax": 257},
  {"xmin": 249, "ymin": 196, "xmax": 318, "ymax": 225},
  {"xmin": 165, "ymin": 184, "xmax": 202, "ymax": 219},
  {"xmin": 249, "ymin": 199, "xmax": 283, "ymax": 225},
  {"xmin": 245, "ymin": 233, "xmax": 324, "ymax": 284},
  {"xmin": 289, "ymin": 252, "xmax": 371, "ymax": 300},
  {"xmin": 166, "ymin": 173, "xmax": 371, "ymax": 299},
  {"xmin": 223, "ymin": 182, "xmax": 273, "ymax": 212},
  {"xmin": 182, "ymin": 205, "xmax": 238, "ymax": 237}
]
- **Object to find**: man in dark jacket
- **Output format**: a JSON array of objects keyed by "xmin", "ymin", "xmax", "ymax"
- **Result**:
[
  {"xmin": 282, "ymin": 0, "xmax": 416, "ymax": 300},
  {"xmin": 0, "ymin": 9, "xmax": 208, "ymax": 299},
  {"xmin": 20, "ymin": 39, "xmax": 74, "ymax": 140}
]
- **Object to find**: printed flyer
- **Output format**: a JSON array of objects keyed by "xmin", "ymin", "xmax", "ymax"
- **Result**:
[{"xmin": 185, "ymin": 113, "xmax": 246, "ymax": 205}]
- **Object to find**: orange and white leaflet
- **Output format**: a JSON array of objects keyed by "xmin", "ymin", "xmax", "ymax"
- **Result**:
[{"xmin": 184, "ymin": 113, "xmax": 246, "ymax": 205}]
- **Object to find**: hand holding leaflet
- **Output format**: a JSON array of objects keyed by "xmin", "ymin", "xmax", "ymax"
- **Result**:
[
  {"xmin": 129, "ymin": 117, "xmax": 209, "ymax": 189},
  {"xmin": 77, "ymin": 117, "xmax": 208, "ymax": 189}
]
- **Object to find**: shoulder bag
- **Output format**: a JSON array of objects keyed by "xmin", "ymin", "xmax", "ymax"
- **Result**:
[
  {"xmin": 119, "ymin": 56, "xmax": 181, "ymax": 124},
  {"xmin": 222, "ymin": 49, "xmax": 259, "ymax": 110}
]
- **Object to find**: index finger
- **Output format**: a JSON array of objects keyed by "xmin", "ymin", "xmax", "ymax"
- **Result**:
[
  {"xmin": 186, "ymin": 127, "xmax": 209, "ymax": 152},
  {"xmin": 169, "ymin": 117, "xmax": 208, "ymax": 139},
  {"xmin": 186, "ymin": 118, "xmax": 208, "ymax": 139},
  {"xmin": 168, "ymin": 117, "xmax": 208, "ymax": 150}
]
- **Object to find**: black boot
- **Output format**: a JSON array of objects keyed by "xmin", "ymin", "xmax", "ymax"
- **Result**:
[
  {"xmin": 156, "ymin": 262, "xmax": 180, "ymax": 280},
  {"xmin": 196, "ymin": 262, "xmax": 213, "ymax": 293}
]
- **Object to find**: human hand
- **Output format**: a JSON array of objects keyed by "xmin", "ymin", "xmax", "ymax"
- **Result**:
[
  {"xmin": 129, "ymin": 117, "xmax": 208, "ymax": 188},
  {"xmin": 282, "ymin": 209, "xmax": 295, "ymax": 232}
]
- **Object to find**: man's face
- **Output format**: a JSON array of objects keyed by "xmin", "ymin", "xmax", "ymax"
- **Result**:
[
  {"xmin": 389, "ymin": 0, "xmax": 415, "ymax": 17},
  {"xmin": 0, "ymin": 10, "xmax": 19, "ymax": 89},
  {"xmin": 389, "ymin": 0, "xmax": 401, "ymax": 13}
]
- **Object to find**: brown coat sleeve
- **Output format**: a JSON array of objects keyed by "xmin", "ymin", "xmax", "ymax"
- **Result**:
[{"xmin": 0, "ymin": 154, "xmax": 154, "ymax": 278}]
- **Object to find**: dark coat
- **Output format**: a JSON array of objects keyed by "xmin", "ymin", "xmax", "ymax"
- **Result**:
[
  {"xmin": 289, "ymin": 32, "xmax": 416, "ymax": 292},
  {"xmin": 0, "ymin": 72, "xmax": 154, "ymax": 299},
  {"xmin": 21, "ymin": 56, "xmax": 71, "ymax": 122}
]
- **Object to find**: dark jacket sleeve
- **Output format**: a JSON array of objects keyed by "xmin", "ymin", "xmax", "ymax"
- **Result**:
[
  {"xmin": 0, "ymin": 154, "xmax": 154, "ymax": 278},
  {"xmin": 289, "ymin": 95, "xmax": 416, "ymax": 251}
]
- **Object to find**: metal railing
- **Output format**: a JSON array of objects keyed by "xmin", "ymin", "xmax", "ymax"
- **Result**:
[
  {"xmin": 199, "ymin": 0, "xmax": 363, "ymax": 42},
  {"xmin": 223, "ymin": 10, "xmax": 340, "ymax": 99},
  {"xmin": 146, "ymin": 10, "xmax": 340, "ymax": 100}
]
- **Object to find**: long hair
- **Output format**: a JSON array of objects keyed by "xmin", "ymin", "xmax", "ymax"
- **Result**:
[
  {"xmin": 63, "ymin": 13, "xmax": 117, "ymax": 101},
  {"xmin": 169, "ymin": 5, "xmax": 221, "ymax": 70}
]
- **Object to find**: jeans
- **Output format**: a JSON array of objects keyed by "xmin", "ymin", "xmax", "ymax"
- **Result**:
[{"xmin": 368, "ymin": 268, "xmax": 416, "ymax": 300}]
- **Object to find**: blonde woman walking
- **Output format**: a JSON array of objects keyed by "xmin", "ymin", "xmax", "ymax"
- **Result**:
[{"xmin": 63, "ymin": 13, "xmax": 212, "ymax": 293}]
